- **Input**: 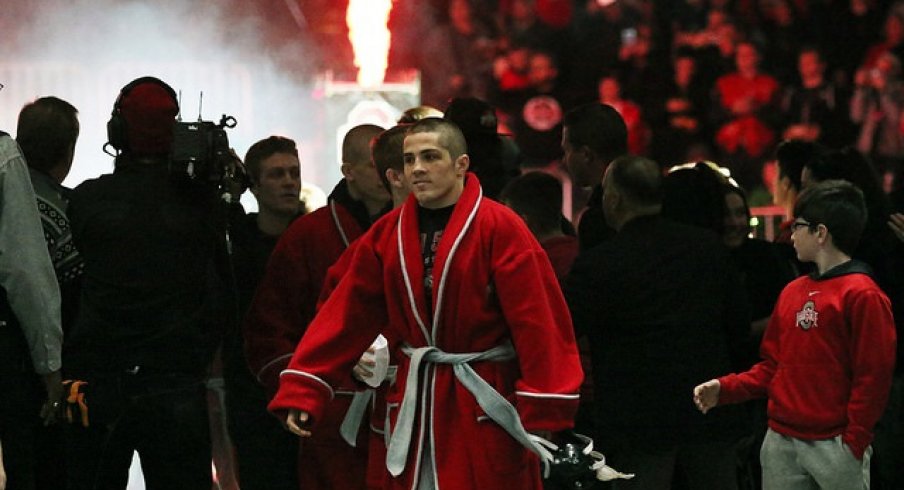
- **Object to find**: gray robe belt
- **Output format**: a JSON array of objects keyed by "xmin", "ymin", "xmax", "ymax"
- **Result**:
[{"xmin": 384, "ymin": 342, "xmax": 554, "ymax": 478}]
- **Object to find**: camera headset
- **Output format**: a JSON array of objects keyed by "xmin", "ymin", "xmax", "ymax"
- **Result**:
[{"xmin": 105, "ymin": 76, "xmax": 179, "ymax": 155}]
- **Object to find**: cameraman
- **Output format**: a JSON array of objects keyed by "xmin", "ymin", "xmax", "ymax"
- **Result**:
[{"xmin": 64, "ymin": 77, "xmax": 227, "ymax": 490}]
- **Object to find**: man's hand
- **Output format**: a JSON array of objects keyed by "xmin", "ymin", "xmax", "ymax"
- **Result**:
[
  {"xmin": 693, "ymin": 379, "xmax": 721, "ymax": 414},
  {"xmin": 352, "ymin": 346, "xmax": 377, "ymax": 382},
  {"xmin": 286, "ymin": 410, "xmax": 313, "ymax": 437},
  {"xmin": 39, "ymin": 370, "xmax": 63, "ymax": 426}
]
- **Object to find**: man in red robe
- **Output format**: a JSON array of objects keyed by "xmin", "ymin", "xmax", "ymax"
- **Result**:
[{"xmin": 270, "ymin": 118, "xmax": 583, "ymax": 490}]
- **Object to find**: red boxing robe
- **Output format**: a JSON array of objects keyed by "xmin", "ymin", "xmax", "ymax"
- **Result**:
[{"xmin": 270, "ymin": 175, "xmax": 582, "ymax": 489}]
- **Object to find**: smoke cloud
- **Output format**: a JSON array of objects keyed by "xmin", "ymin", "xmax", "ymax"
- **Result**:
[{"xmin": 0, "ymin": 0, "xmax": 339, "ymax": 208}]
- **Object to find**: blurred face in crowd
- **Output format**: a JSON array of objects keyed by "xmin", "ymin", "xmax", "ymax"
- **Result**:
[
  {"xmin": 403, "ymin": 131, "xmax": 469, "ymax": 209},
  {"xmin": 723, "ymin": 191, "xmax": 750, "ymax": 248},
  {"xmin": 597, "ymin": 77, "xmax": 621, "ymax": 104},
  {"xmin": 561, "ymin": 127, "xmax": 594, "ymax": 188},
  {"xmin": 674, "ymin": 56, "xmax": 696, "ymax": 86},
  {"xmin": 735, "ymin": 42, "xmax": 760, "ymax": 74},
  {"xmin": 253, "ymin": 152, "xmax": 301, "ymax": 217},
  {"xmin": 797, "ymin": 50, "xmax": 825, "ymax": 81},
  {"xmin": 528, "ymin": 53, "xmax": 558, "ymax": 87}
]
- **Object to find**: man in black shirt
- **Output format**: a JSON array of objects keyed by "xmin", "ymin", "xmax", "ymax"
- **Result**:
[
  {"xmin": 65, "ymin": 77, "xmax": 226, "ymax": 490},
  {"xmin": 564, "ymin": 155, "xmax": 749, "ymax": 489},
  {"xmin": 561, "ymin": 103, "xmax": 627, "ymax": 251},
  {"xmin": 223, "ymin": 136, "xmax": 302, "ymax": 490}
]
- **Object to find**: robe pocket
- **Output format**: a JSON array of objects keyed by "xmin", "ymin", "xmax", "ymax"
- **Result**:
[{"xmin": 475, "ymin": 416, "xmax": 529, "ymax": 474}]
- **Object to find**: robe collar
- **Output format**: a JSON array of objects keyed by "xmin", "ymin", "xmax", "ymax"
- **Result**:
[{"xmin": 397, "ymin": 173, "xmax": 483, "ymax": 346}]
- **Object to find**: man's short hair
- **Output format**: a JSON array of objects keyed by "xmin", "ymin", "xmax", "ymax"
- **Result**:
[
  {"xmin": 608, "ymin": 155, "xmax": 662, "ymax": 207},
  {"xmin": 342, "ymin": 124, "xmax": 384, "ymax": 167},
  {"xmin": 499, "ymin": 171, "xmax": 563, "ymax": 235},
  {"xmin": 793, "ymin": 179, "xmax": 867, "ymax": 256},
  {"xmin": 775, "ymin": 139, "xmax": 823, "ymax": 192},
  {"xmin": 405, "ymin": 118, "xmax": 468, "ymax": 160},
  {"xmin": 372, "ymin": 125, "xmax": 408, "ymax": 193},
  {"xmin": 662, "ymin": 162, "xmax": 728, "ymax": 233},
  {"xmin": 16, "ymin": 96, "xmax": 79, "ymax": 175},
  {"xmin": 563, "ymin": 103, "xmax": 627, "ymax": 163},
  {"xmin": 244, "ymin": 136, "xmax": 298, "ymax": 184}
]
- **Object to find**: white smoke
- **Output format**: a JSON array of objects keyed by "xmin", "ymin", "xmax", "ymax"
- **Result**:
[{"xmin": 0, "ymin": 0, "xmax": 337, "ymax": 208}]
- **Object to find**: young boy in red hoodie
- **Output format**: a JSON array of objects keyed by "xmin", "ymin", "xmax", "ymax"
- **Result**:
[{"xmin": 694, "ymin": 179, "xmax": 896, "ymax": 489}]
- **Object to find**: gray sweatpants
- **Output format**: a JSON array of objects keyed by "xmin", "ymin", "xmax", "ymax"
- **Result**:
[{"xmin": 760, "ymin": 428, "xmax": 871, "ymax": 490}]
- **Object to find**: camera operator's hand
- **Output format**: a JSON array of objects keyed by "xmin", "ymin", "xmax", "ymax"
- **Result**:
[{"xmin": 222, "ymin": 148, "xmax": 248, "ymax": 203}]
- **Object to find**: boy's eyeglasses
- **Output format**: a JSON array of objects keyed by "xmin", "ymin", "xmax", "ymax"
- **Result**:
[{"xmin": 791, "ymin": 220, "xmax": 817, "ymax": 232}]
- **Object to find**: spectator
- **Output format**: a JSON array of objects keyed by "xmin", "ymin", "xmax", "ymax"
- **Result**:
[
  {"xmin": 598, "ymin": 73, "xmax": 649, "ymax": 156},
  {"xmin": 695, "ymin": 179, "xmax": 896, "ymax": 490},
  {"xmin": 713, "ymin": 41, "xmax": 783, "ymax": 193},
  {"xmin": 500, "ymin": 50, "xmax": 572, "ymax": 167},
  {"xmin": 15, "ymin": 95, "xmax": 83, "ymax": 490},
  {"xmin": 560, "ymin": 102, "xmax": 627, "ymax": 251},
  {"xmin": 443, "ymin": 97, "xmax": 520, "ymax": 199},
  {"xmin": 565, "ymin": 155, "xmax": 748, "ymax": 489},
  {"xmin": 781, "ymin": 46, "xmax": 854, "ymax": 147},
  {"xmin": 851, "ymin": 51, "xmax": 904, "ymax": 191},
  {"xmin": 221, "ymin": 136, "xmax": 303, "ymax": 490},
  {"xmin": 649, "ymin": 50, "xmax": 713, "ymax": 167},
  {"xmin": 0, "ymin": 124, "xmax": 63, "ymax": 490},
  {"xmin": 419, "ymin": 0, "xmax": 498, "ymax": 108}
]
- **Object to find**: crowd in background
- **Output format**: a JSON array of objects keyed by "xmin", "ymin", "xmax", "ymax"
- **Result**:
[{"xmin": 392, "ymin": 0, "xmax": 904, "ymax": 204}]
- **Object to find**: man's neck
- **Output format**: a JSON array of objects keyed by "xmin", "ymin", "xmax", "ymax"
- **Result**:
[
  {"xmin": 614, "ymin": 207, "xmax": 660, "ymax": 231},
  {"xmin": 256, "ymin": 211, "xmax": 293, "ymax": 237},
  {"xmin": 347, "ymin": 186, "xmax": 385, "ymax": 219},
  {"xmin": 814, "ymin": 248, "xmax": 851, "ymax": 276}
]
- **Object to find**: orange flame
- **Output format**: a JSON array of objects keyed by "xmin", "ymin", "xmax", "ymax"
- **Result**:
[{"xmin": 347, "ymin": 0, "xmax": 393, "ymax": 88}]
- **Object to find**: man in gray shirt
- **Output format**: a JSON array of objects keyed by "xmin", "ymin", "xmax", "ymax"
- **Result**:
[{"xmin": 0, "ymin": 129, "xmax": 64, "ymax": 489}]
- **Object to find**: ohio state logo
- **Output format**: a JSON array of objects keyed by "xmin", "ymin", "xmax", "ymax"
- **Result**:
[{"xmin": 795, "ymin": 300, "xmax": 819, "ymax": 330}]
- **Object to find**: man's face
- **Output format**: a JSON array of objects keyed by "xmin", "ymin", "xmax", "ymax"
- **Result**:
[
  {"xmin": 346, "ymin": 157, "xmax": 391, "ymax": 205},
  {"xmin": 601, "ymin": 166, "xmax": 618, "ymax": 227},
  {"xmin": 252, "ymin": 152, "xmax": 301, "ymax": 217},
  {"xmin": 723, "ymin": 192, "xmax": 749, "ymax": 248},
  {"xmin": 798, "ymin": 51, "xmax": 824, "ymax": 80},
  {"xmin": 403, "ymin": 131, "xmax": 468, "ymax": 209},
  {"xmin": 562, "ymin": 126, "xmax": 592, "ymax": 188}
]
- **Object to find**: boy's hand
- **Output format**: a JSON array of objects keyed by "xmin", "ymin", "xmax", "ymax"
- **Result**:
[
  {"xmin": 693, "ymin": 379, "xmax": 721, "ymax": 414},
  {"xmin": 888, "ymin": 213, "xmax": 904, "ymax": 243},
  {"xmin": 286, "ymin": 410, "xmax": 312, "ymax": 437}
]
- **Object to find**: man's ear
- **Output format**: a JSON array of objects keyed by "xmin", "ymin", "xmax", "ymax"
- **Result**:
[
  {"xmin": 340, "ymin": 162, "xmax": 354, "ymax": 180},
  {"xmin": 386, "ymin": 168, "xmax": 404, "ymax": 189},
  {"xmin": 455, "ymin": 154, "xmax": 470, "ymax": 176}
]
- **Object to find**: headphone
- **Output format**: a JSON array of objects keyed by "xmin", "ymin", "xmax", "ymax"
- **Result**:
[{"xmin": 106, "ymin": 76, "xmax": 178, "ymax": 153}]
